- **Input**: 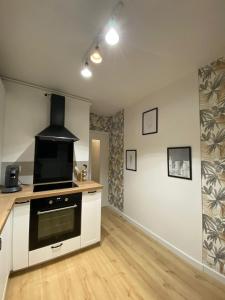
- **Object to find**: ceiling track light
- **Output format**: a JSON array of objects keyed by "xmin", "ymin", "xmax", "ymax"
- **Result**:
[
  {"xmin": 105, "ymin": 26, "xmax": 120, "ymax": 46},
  {"xmin": 80, "ymin": 1, "xmax": 124, "ymax": 79},
  {"xmin": 81, "ymin": 62, "xmax": 92, "ymax": 79},
  {"xmin": 105, "ymin": 1, "xmax": 123, "ymax": 46},
  {"xmin": 90, "ymin": 46, "xmax": 103, "ymax": 64}
]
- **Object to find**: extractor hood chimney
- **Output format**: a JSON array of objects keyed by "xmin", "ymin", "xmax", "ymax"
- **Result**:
[{"xmin": 36, "ymin": 94, "xmax": 79, "ymax": 142}]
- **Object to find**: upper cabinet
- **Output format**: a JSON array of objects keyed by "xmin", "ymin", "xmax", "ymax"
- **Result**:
[
  {"xmin": 0, "ymin": 79, "xmax": 6, "ymax": 184},
  {"xmin": 2, "ymin": 81, "xmax": 90, "ymax": 169},
  {"xmin": 65, "ymin": 98, "xmax": 90, "ymax": 162}
]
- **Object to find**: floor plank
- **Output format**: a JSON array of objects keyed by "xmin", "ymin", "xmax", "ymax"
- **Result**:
[{"xmin": 5, "ymin": 207, "xmax": 225, "ymax": 300}]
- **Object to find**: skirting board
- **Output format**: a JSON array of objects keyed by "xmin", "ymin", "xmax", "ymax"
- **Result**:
[
  {"xmin": 108, "ymin": 205, "xmax": 225, "ymax": 285},
  {"xmin": 2, "ymin": 275, "xmax": 9, "ymax": 300}
]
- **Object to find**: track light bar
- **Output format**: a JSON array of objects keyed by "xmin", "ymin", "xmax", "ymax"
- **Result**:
[{"xmin": 80, "ymin": 1, "xmax": 124, "ymax": 79}]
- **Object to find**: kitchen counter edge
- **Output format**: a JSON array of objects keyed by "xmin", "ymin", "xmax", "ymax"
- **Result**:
[{"xmin": 0, "ymin": 181, "xmax": 103, "ymax": 234}]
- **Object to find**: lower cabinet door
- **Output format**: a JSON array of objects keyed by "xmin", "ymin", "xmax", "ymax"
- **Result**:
[
  {"xmin": 29, "ymin": 236, "xmax": 81, "ymax": 266},
  {"xmin": 12, "ymin": 201, "xmax": 30, "ymax": 271},
  {"xmin": 0, "ymin": 212, "xmax": 12, "ymax": 300},
  {"xmin": 81, "ymin": 191, "xmax": 101, "ymax": 248}
]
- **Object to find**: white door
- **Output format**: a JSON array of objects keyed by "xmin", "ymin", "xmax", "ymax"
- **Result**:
[{"xmin": 90, "ymin": 130, "xmax": 109, "ymax": 207}]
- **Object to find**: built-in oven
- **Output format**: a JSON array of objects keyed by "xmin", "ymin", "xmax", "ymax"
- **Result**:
[{"xmin": 29, "ymin": 193, "xmax": 82, "ymax": 251}]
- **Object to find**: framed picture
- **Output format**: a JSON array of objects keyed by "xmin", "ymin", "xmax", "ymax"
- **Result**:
[
  {"xmin": 126, "ymin": 150, "xmax": 137, "ymax": 171},
  {"xmin": 142, "ymin": 107, "xmax": 158, "ymax": 135},
  {"xmin": 167, "ymin": 147, "xmax": 192, "ymax": 180}
]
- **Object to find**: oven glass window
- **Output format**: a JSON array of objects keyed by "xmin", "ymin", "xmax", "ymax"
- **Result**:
[{"xmin": 38, "ymin": 208, "xmax": 75, "ymax": 241}]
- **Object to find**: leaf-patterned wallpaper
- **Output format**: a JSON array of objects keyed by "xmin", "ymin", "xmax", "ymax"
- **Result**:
[
  {"xmin": 90, "ymin": 113, "xmax": 112, "ymax": 132},
  {"xmin": 199, "ymin": 57, "xmax": 225, "ymax": 277},
  {"xmin": 90, "ymin": 111, "xmax": 124, "ymax": 210}
]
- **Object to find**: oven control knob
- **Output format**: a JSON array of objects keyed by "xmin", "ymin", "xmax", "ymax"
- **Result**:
[
  {"xmin": 65, "ymin": 198, "xmax": 69, "ymax": 202},
  {"xmin": 49, "ymin": 200, "xmax": 53, "ymax": 205}
]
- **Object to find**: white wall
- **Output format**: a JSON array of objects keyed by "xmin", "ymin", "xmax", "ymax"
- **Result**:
[
  {"xmin": 0, "ymin": 79, "xmax": 6, "ymax": 181},
  {"xmin": 124, "ymin": 72, "xmax": 202, "ymax": 263},
  {"xmin": 2, "ymin": 81, "xmax": 90, "ymax": 182}
]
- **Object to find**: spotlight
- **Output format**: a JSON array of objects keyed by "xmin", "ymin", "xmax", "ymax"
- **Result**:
[
  {"xmin": 105, "ymin": 27, "xmax": 120, "ymax": 46},
  {"xmin": 90, "ymin": 46, "xmax": 103, "ymax": 64},
  {"xmin": 81, "ymin": 62, "xmax": 92, "ymax": 78}
]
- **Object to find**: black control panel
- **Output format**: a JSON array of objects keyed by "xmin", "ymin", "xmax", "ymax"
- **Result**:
[{"xmin": 30, "ymin": 192, "xmax": 82, "ymax": 212}]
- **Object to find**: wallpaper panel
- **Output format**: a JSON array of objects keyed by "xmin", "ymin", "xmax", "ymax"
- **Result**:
[
  {"xmin": 199, "ymin": 57, "xmax": 225, "ymax": 276},
  {"xmin": 108, "ymin": 110, "xmax": 124, "ymax": 210},
  {"xmin": 90, "ymin": 111, "xmax": 124, "ymax": 210},
  {"xmin": 90, "ymin": 113, "xmax": 112, "ymax": 132}
]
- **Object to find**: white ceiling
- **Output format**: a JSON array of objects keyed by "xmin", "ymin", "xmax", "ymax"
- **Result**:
[{"xmin": 0, "ymin": 0, "xmax": 225, "ymax": 115}]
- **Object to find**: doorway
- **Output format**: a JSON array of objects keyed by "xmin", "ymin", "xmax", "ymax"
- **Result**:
[
  {"xmin": 89, "ymin": 131, "xmax": 109, "ymax": 207},
  {"xmin": 91, "ymin": 139, "xmax": 100, "ymax": 182}
]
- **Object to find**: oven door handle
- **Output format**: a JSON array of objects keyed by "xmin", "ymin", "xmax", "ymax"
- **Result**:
[
  {"xmin": 37, "ymin": 204, "xmax": 78, "ymax": 215},
  {"xmin": 51, "ymin": 243, "xmax": 63, "ymax": 249}
]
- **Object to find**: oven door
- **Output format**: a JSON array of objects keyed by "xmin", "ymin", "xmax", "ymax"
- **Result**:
[{"xmin": 29, "ymin": 193, "xmax": 82, "ymax": 251}]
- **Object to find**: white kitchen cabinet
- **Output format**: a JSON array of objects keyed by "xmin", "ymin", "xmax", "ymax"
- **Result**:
[
  {"xmin": 81, "ymin": 191, "xmax": 101, "ymax": 248},
  {"xmin": 0, "ymin": 212, "xmax": 12, "ymax": 300},
  {"xmin": 29, "ymin": 236, "xmax": 80, "ymax": 267},
  {"xmin": 12, "ymin": 201, "xmax": 30, "ymax": 271}
]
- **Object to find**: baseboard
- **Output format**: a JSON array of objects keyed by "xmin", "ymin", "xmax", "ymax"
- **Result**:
[
  {"xmin": 2, "ymin": 274, "xmax": 9, "ymax": 300},
  {"xmin": 108, "ymin": 205, "xmax": 225, "ymax": 285},
  {"xmin": 203, "ymin": 264, "xmax": 225, "ymax": 285}
]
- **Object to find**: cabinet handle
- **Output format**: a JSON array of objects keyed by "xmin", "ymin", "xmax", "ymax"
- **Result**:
[
  {"xmin": 0, "ymin": 237, "xmax": 2, "ymax": 251},
  {"xmin": 88, "ymin": 191, "xmax": 97, "ymax": 194},
  {"xmin": 15, "ymin": 200, "xmax": 30, "ymax": 204},
  {"xmin": 51, "ymin": 243, "xmax": 63, "ymax": 249}
]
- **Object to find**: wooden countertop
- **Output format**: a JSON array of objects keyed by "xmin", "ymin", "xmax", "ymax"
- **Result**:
[{"xmin": 0, "ymin": 181, "xmax": 103, "ymax": 234}]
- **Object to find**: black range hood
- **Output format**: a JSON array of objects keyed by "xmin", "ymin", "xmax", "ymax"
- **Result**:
[{"xmin": 36, "ymin": 94, "xmax": 79, "ymax": 142}]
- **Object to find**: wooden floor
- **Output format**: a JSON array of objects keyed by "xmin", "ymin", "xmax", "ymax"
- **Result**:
[{"xmin": 6, "ymin": 207, "xmax": 225, "ymax": 300}]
